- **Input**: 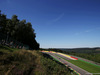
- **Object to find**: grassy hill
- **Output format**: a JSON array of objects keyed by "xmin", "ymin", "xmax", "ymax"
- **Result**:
[{"xmin": 0, "ymin": 45, "xmax": 71, "ymax": 75}]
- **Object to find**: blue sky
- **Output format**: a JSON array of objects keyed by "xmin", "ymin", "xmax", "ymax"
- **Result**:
[{"xmin": 0, "ymin": 0, "xmax": 100, "ymax": 48}]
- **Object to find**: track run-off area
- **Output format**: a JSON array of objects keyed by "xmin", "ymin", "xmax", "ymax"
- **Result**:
[{"xmin": 41, "ymin": 51, "xmax": 100, "ymax": 75}]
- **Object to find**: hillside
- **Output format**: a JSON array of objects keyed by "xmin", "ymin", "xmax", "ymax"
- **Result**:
[{"xmin": 0, "ymin": 45, "xmax": 71, "ymax": 75}]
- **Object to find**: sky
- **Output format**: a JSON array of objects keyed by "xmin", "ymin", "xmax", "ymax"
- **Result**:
[{"xmin": 0, "ymin": 0, "xmax": 100, "ymax": 48}]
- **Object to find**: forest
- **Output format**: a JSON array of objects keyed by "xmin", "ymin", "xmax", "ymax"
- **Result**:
[{"xmin": 0, "ymin": 10, "xmax": 39, "ymax": 49}]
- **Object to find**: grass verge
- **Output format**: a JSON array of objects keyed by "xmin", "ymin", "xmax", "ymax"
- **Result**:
[
  {"xmin": 55, "ymin": 54, "xmax": 100, "ymax": 73},
  {"xmin": 67, "ymin": 59, "xmax": 100, "ymax": 73}
]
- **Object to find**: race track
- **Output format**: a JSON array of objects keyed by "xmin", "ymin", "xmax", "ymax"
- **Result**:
[{"xmin": 42, "ymin": 51, "xmax": 91, "ymax": 75}]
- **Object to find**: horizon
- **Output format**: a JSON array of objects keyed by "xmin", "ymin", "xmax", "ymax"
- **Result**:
[
  {"xmin": 42, "ymin": 47, "xmax": 100, "ymax": 49},
  {"xmin": 0, "ymin": 0, "xmax": 100, "ymax": 48}
]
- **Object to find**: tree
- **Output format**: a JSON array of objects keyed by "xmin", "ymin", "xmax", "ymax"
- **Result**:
[{"xmin": 0, "ymin": 11, "xmax": 39, "ymax": 49}]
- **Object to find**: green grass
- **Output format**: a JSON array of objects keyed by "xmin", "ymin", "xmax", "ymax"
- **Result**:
[
  {"xmin": 0, "ymin": 46, "xmax": 37, "ymax": 75},
  {"xmin": 0, "ymin": 45, "xmax": 72, "ymax": 75},
  {"xmin": 68, "ymin": 53, "xmax": 100, "ymax": 63},
  {"xmin": 50, "ymin": 55, "xmax": 78, "ymax": 75},
  {"xmin": 55, "ymin": 54, "xmax": 100, "ymax": 73},
  {"xmin": 0, "ymin": 45, "xmax": 20, "ymax": 52},
  {"xmin": 67, "ymin": 59, "xmax": 100, "ymax": 73}
]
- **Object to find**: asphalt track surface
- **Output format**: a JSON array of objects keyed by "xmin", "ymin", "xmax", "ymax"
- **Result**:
[{"xmin": 42, "ymin": 52, "xmax": 91, "ymax": 75}]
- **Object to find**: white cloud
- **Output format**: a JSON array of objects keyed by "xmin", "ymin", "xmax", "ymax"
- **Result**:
[
  {"xmin": 53, "ymin": 13, "xmax": 64, "ymax": 22},
  {"xmin": 75, "ymin": 27, "xmax": 100, "ymax": 35},
  {"xmin": 75, "ymin": 32, "xmax": 81, "ymax": 35},
  {"xmin": 85, "ymin": 30, "xmax": 92, "ymax": 33},
  {"xmin": 46, "ymin": 13, "xmax": 64, "ymax": 25}
]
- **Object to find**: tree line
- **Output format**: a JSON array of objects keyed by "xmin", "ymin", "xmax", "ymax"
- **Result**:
[{"xmin": 0, "ymin": 10, "xmax": 39, "ymax": 49}]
